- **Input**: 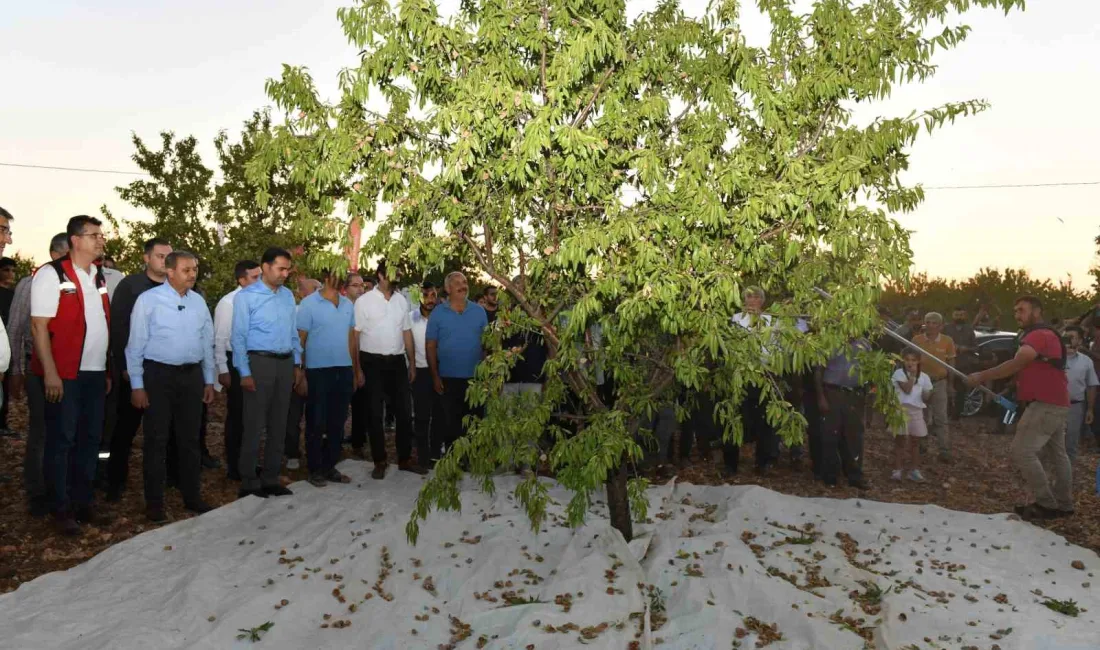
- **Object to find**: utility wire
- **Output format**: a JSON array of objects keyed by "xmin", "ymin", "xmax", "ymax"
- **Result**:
[
  {"xmin": 0, "ymin": 162, "xmax": 149, "ymax": 176},
  {"xmin": 3, "ymin": 161, "xmax": 1099, "ymax": 191}
]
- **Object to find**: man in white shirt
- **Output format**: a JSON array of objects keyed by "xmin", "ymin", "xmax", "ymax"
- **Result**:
[
  {"xmin": 30, "ymin": 215, "xmax": 111, "ymax": 536},
  {"xmin": 409, "ymin": 281, "xmax": 441, "ymax": 466},
  {"xmin": 728, "ymin": 286, "xmax": 779, "ymax": 475},
  {"xmin": 213, "ymin": 260, "xmax": 261, "ymax": 480},
  {"xmin": 354, "ymin": 262, "xmax": 417, "ymax": 478},
  {"xmin": 1063, "ymin": 325, "xmax": 1098, "ymax": 462}
]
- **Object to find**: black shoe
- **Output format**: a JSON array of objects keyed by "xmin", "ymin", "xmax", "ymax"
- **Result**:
[
  {"xmin": 74, "ymin": 506, "xmax": 111, "ymax": 525},
  {"xmin": 28, "ymin": 497, "xmax": 51, "ymax": 518},
  {"xmin": 848, "ymin": 478, "xmax": 870, "ymax": 491},
  {"xmin": 325, "ymin": 469, "xmax": 351, "ymax": 484},
  {"xmin": 1015, "ymin": 503, "xmax": 1059, "ymax": 521},
  {"xmin": 263, "ymin": 485, "xmax": 293, "ymax": 497},
  {"xmin": 184, "ymin": 500, "xmax": 215, "ymax": 514},
  {"xmin": 1051, "ymin": 509, "xmax": 1075, "ymax": 519},
  {"xmin": 104, "ymin": 486, "xmax": 123, "ymax": 503},
  {"xmin": 237, "ymin": 488, "xmax": 269, "ymax": 499},
  {"xmin": 201, "ymin": 455, "xmax": 222, "ymax": 470},
  {"xmin": 371, "ymin": 463, "xmax": 388, "ymax": 480},
  {"xmin": 53, "ymin": 513, "xmax": 81, "ymax": 536},
  {"xmin": 146, "ymin": 507, "xmax": 169, "ymax": 524},
  {"xmin": 226, "ymin": 470, "xmax": 242, "ymax": 481}
]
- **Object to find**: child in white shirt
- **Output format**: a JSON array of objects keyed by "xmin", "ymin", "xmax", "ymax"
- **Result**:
[{"xmin": 892, "ymin": 349, "xmax": 933, "ymax": 482}]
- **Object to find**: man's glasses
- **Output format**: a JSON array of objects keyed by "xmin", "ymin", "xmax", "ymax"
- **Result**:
[{"xmin": 0, "ymin": 226, "xmax": 11, "ymax": 236}]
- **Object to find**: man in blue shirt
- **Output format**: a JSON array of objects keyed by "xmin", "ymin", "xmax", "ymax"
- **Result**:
[
  {"xmin": 426, "ymin": 271, "xmax": 488, "ymax": 452},
  {"xmin": 296, "ymin": 270, "xmax": 360, "ymax": 487},
  {"xmin": 231, "ymin": 247, "xmax": 302, "ymax": 499},
  {"xmin": 125, "ymin": 251, "xmax": 215, "ymax": 522}
]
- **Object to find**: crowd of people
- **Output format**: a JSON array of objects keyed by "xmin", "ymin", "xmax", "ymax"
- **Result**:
[{"xmin": 0, "ymin": 206, "xmax": 1094, "ymax": 537}]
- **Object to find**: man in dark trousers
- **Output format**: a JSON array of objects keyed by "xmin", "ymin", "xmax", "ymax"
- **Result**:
[
  {"xmin": 231, "ymin": 247, "xmax": 302, "ymax": 499},
  {"xmin": 343, "ymin": 272, "xmax": 369, "ymax": 456},
  {"xmin": 214, "ymin": 260, "xmax": 261, "ymax": 480},
  {"xmin": 125, "ymin": 251, "xmax": 215, "ymax": 522},
  {"xmin": 0, "ymin": 256, "xmax": 16, "ymax": 438},
  {"xmin": 31, "ymin": 215, "xmax": 111, "ymax": 536},
  {"xmin": 409, "ymin": 281, "xmax": 442, "ymax": 465},
  {"xmin": 104, "ymin": 238, "xmax": 171, "ymax": 502},
  {"xmin": 8, "ymin": 232, "xmax": 68, "ymax": 515},
  {"xmin": 354, "ymin": 262, "xmax": 418, "ymax": 478},
  {"xmin": 815, "ymin": 338, "xmax": 871, "ymax": 489},
  {"xmin": 427, "ymin": 272, "xmax": 488, "ymax": 456}
]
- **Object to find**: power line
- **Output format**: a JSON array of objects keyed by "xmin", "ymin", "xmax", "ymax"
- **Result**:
[
  {"xmin": 0, "ymin": 162, "xmax": 149, "ymax": 176},
  {"xmin": 2, "ymin": 160, "xmax": 1098, "ymax": 191},
  {"xmin": 923, "ymin": 180, "xmax": 1100, "ymax": 190}
]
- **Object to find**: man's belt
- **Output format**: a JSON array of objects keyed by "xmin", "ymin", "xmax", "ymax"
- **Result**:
[
  {"xmin": 250, "ymin": 350, "xmax": 292, "ymax": 360},
  {"xmin": 145, "ymin": 360, "xmax": 201, "ymax": 371}
]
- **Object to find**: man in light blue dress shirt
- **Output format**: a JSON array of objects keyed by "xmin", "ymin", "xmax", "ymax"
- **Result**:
[
  {"xmin": 125, "ymin": 251, "xmax": 215, "ymax": 522},
  {"xmin": 231, "ymin": 247, "xmax": 303, "ymax": 499}
]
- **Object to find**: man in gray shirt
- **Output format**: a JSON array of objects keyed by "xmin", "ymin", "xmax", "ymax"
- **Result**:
[{"xmin": 1062, "ymin": 325, "xmax": 1097, "ymax": 462}]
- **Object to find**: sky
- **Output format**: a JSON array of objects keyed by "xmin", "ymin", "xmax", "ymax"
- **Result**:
[{"xmin": 1, "ymin": 0, "xmax": 1098, "ymax": 287}]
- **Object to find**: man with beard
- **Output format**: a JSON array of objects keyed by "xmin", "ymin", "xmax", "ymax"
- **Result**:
[
  {"xmin": 967, "ymin": 296, "xmax": 1072, "ymax": 521},
  {"xmin": 409, "ymin": 281, "xmax": 442, "ymax": 465},
  {"xmin": 479, "ymin": 286, "xmax": 499, "ymax": 324},
  {"xmin": 427, "ymin": 272, "xmax": 488, "ymax": 454}
]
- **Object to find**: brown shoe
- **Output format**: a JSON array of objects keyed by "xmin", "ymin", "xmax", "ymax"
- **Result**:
[
  {"xmin": 53, "ymin": 513, "xmax": 81, "ymax": 537},
  {"xmin": 398, "ymin": 460, "xmax": 428, "ymax": 476},
  {"xmin": 371, "ymin": 463, "xmax": 388, "ymax": 480}
]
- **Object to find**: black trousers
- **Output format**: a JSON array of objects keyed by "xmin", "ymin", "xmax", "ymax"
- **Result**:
[
  {"xmin": 680, "ymin": 395, "xmax": 719, "ymax": 462},
  {"xmin": 224, "ymin": 352, "xmax": 244, "ymax": 479},
  {"xmin": 166, "ymin": 403, "xmax": 207, "ymax": 485},
  {"xmin": 349, "ymin": 384, "xmax": 368, "ymax": 449},
  {"xmin": 802, "ymin": 387, "xmax": 823, "ymax": 477},
  {"xmin": 360, "ymin": 352, "xmax": 413, "ymax": 464},
  {"xmin": 438, "ymin": 377, "xmax": 477, "ymax": 450},
  {"xmin": 106, "ymin": 374, "xmax": 145, "ymax": 492},
  {"xmin": 284, "ymin": 392, "xmax": 305, "ymax": 460},
  {"xmin": 819, "ymin": 385, "xmax": 865, "ymax": 485},
  {"xmin": 142, "ymin": 361, "xmax": 204, "ymax": 506},
  {"xmin": 412, "ymin": 370, "xmax": 442, "ymax": 463},
  {"xmin": 722, "ymin": 386, "xmax": 778, "ymax": 471}
]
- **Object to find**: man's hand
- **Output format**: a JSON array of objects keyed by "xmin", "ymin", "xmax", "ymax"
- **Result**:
[
  {"xmin": 355, "ymin": 369, "xmax": 365, "ymax": 389},
  {"xmin": 408, "ymin": 366, "xmax": 416, "ymax": 384},
  {"xmin": 44, "ymin": 371, "xmax": 63, "ymax": 403},
  {"xmin": 9, "ymin": 374, "xmax": 24, "ymax": 400},
  {"xmin": 106, "ymin": 375, "xmax": 112, "ymax": 395},
  {"xmin": 433, "ymin": 376, "xmax": 444, "ymax": 395},
  {"xmin": 964, "ymin": 372, "xmax": 983, "ymax": 387},
  {"xmin": 295, "ymin": 373, "xmax": 308, "ymax": 398},
  {"xmin": 122, "ymin": 370, "xmax": 129, "ymax": 382},
  {"xmin": 1087, "ymin": 410, "xmax": 1095, "ymax": 426},
  {"xmin": 241, "ymin": 376, "xmax": 256, "ymax": 392},
  {"xmin": 203, "ymin": 385, "xmax": 215, "ymax": 405},
  {"xmin": 816, "ymin": 394, "xmax": 830, "ymax": 415},
  {"xmin": 293, "ymin": 367, "xmax": 304, "ymax": 394},
  {"xmin": 218, "ymin": 373, "xmax": 231, "ymax": 389},
  {"xmin": 131, "ymin": 388, "xmax": 150, "ymax": 410}
]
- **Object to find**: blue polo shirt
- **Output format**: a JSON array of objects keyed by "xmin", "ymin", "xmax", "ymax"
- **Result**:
[
  {"xmin": 296, "ymin": 291, "xmax": 355, "ymax": 369},
  {"xmin": 426, "ymin": 299, "xmax": 488, "ymax": 378}
]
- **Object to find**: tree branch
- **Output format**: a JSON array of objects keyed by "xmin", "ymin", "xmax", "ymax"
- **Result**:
[
  {"xmin": 570, "ymin": 65, "xmax": 615, "ymax": 129},
  {"xmin": 461, "ymin": 231, "xmax": 556, "ymax": 345}
]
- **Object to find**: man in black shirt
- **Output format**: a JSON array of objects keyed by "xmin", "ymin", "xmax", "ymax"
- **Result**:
[
  {"xmin": 104, "ymin": 238, "xmax": 172, "ymax": 502},
  {"xmin": 480, "ymin": 286, "xmax": 499, "ymax": 324},
  {"xmin": 943, "ymin": 306, "xmax": 978, "ymax": 419}
]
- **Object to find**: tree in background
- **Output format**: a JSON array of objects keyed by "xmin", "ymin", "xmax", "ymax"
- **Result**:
[
  {"xmin": 882, "ymin": 268, "xmax": 1096, "ymax": 329},
  {"xmin": 254, "ymin": 0, "xmax": 1022, "ymax": 542},
  {"xmin": 8, "ymin": 253, "xmax": 37, "ymax": 281},
  {"xmin": 106, "ymin": 111, "xmax": 337, "ymax": 304}
]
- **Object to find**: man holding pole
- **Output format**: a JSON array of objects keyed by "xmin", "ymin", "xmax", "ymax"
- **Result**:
[{"xmin": 967, "ymin": 296, "xmax": 1072, "ymax": 522}]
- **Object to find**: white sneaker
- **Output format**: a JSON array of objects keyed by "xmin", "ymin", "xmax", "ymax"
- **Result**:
[
  {"xmin": 908, "ymin": 469, "xmax": 925, "ymax": 482},
  {"xmin": 890, "ymin": 470, "xmax": 903, "ymax": 481},
  {"xmin": 287, "ymin": 459, "xmax": 300, "ymax": 470}
]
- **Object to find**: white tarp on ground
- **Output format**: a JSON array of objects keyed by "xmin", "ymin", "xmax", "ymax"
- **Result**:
[{"xmin": 2, "ymin": 461, "xmax": 1099, "ymax": 650}]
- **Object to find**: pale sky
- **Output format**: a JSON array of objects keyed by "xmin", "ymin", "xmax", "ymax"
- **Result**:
[{"xmin": 2, "ymin": 1, "xmax": 1098, "ymax": 287}]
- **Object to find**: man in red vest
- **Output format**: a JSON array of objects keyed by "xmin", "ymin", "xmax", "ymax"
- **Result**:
[{"xmin": 30, "ymin": 215, "xmax": 112, "ymax": 536}]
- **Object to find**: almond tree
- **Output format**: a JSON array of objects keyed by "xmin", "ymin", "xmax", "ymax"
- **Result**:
[{"xmin": 252, "ymin": 0, "xmax": 1022, "ymax": 542}]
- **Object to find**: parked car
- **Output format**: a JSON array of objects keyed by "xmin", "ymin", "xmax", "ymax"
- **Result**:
[{"xmin": 959, "ymin": 330, "xmax": 1017, "ymax": 417}]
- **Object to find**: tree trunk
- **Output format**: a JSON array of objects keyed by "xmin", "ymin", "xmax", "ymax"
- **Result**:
[{"xmin": 605, "ymin": 456, "xmax": 633, "ymax": 542}]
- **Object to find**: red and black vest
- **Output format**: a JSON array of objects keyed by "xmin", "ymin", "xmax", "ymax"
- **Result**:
[{"xmin": 30, "ymin": 258, "xmax": 111, "ymax": 380}]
